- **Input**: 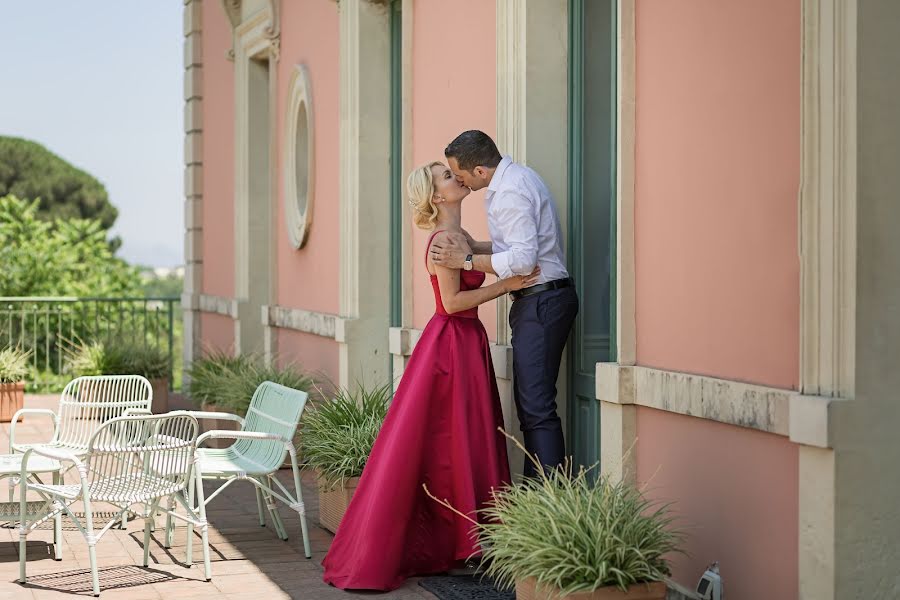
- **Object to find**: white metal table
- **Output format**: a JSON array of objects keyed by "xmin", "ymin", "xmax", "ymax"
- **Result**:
[{"xmin": 0, "ymin": 453, "xmax": 64, "ymax": 560}]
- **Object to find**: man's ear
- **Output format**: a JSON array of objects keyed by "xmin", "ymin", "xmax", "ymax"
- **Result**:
[{"xmin": 473, "ymin": 166, "xmax": 486, "ymax": 179}]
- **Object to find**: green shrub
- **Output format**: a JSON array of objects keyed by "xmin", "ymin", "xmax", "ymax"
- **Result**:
[
  {"xmin": 428, "ymin": 436, "xmax": 684, "ymax": 595},
  {"xmin": 66, "ymin": 338, "xmax": 169, "ymax": 380},
  {"xmin": 0, "ymin": 347, "xmax": 31, "ymax": 383},
  {"xmin": 185, "ymin": 349, "xmax": 314, "ymax": 415},
  {"xmin": 300, "ymin": 382, "xmax": 391, "ymax": 487}
]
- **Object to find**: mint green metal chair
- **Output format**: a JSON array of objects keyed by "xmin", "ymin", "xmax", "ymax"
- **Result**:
[{"xmin": 172, "ymin": 381, "xmax": 311, "ymax": 558}]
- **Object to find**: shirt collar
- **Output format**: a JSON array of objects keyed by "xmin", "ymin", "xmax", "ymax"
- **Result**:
[{"xmin": 487, "ymin": 155, "xmax": 513, "ymax": 195}]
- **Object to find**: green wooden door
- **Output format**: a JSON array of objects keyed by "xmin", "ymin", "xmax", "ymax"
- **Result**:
[{"xmin": 567, "ymin": 0, "xmax": 617, "ymax": 473}]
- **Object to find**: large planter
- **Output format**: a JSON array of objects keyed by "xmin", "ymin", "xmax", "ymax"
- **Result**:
[
  {"xmin": 150, "ymin": 378, "xmax": 169, "ymax": 414},
  {"xmin": 515, "ymin": 577, "xmax": 667, "ymax": 600},
  {"xmin": 318, "ymin": 475, "xmax": 359, "ymax": 534},
  {"xmin": 0, "ymin": 382, "xmax": 25, "ymax": 422},
  {"xmin": 199, "ymin": 402, "xmax": 240, "ymax": 449}
]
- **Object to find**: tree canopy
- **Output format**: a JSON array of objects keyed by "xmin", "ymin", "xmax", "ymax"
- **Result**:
[
  {"xmin": 0, "ymin": 136, "xmax": 118, "ymax": 229},
  {"xmin": 0, "ymin": 194, "xmax": 140, "ymax": 297}
]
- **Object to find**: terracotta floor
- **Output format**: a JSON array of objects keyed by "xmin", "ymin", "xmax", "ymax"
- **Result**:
[{"xmin": 0, "ymin": 394, "xmax": 438, "ymax": 600}]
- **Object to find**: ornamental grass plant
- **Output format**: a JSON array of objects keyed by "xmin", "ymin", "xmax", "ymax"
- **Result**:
[
  {"xmin": 185, "ymin": 349, "xmax": 315, "ymax": 415},
  {"xmin": 0, "ymin": 347, "xmax": 31, "ymax": 383},
  {"xmin": 300, "ymin": 381, "xmax": 391, "ymax": 487},
  {"xmin": 427, "ymin": 432, "xmax": 684, "ymax": 596}
]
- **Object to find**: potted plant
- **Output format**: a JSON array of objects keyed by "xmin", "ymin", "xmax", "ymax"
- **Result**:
[
  {"xmin": 0, "ymin": 347, "xmax": 31, "ymax": 422},
  {"xmin": 427, "ymin": 434, "xmax": 683, "ymax": 600},
  {"xmin": 186, "ymin": 349, "xmax": 314, "ymax": 448},
  {"xmin": 68, "ymin": 339, "xmax": 170, "ymax": 412},
  {"xmin": 300, "ymin": 382, "xmax": 391, "ymax": 533}
]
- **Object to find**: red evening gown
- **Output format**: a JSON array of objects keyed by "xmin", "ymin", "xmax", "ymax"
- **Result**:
[{"xmin": 321, "ymin": 230, "xmax": 511, "ymax": 591}]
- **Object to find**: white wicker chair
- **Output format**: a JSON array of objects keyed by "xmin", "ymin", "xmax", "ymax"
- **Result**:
[
  {"xmin": 8, "ymin": 375, "xmax": 154, "ymax": 551},
  {"xmin": 10, "ymin": 375, "xmax": 154, "ymax": 458},
  {"xmin": 17, "ymin": 412, "xmax": 211, "ymax": 597}
]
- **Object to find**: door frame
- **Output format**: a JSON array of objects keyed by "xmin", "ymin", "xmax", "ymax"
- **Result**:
[{"xmin": 566, "ymin": 0, "xmax": 618, "ymax": 467}]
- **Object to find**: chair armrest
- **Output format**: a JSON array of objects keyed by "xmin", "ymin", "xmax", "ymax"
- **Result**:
[
  {"xmin": 182, "ymin": 410, "xmax": 246, "ymax": 427},
  {"xmin": 197, "ymin": 430, "xmax": 290, "ymax": 449},
  {"xmin": 123, "ymin": 408, "xmax": 153, "ymax": 417},
  {"xmin": 10, "ymin": 408, "xmax": 59, "ymax": 453},
  {"xmin": 21, "ymin": 446, "xmax": 81, "ymax": 470}
]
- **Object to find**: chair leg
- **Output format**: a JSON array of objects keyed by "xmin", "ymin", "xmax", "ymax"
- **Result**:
[
  {"xmin": 53, "ymin": 472, "xmax": 63, "ymax": 561},
  {"xmin": 192, "ymin": 467, "xmax": 212, "ymax": 581},
  {"xmin": 255, "ymin": 485, "xmax": 266, "ymax": 527},
  {"xmin": 186, "ymin": 476, "xmax": 195, "ymax": 567},
  {"xmin": 263, "ymin": 478, "xmax": 288, "ymax": 541},
  {"xmin": 289, "ymin": 456, "xmax": 312, "ymax": 559},
  {"xmin": 83, "ymin": 500, "xmax": 100, "ymax": 597},
  {"xmin": 143, "ymin": 504, "xmax": 153, "ymax": 567},
  {"xmin": 18, "ymin": 482, "xmax": 28, "ymax": 584},
  {"xmin": 164, "ymin": 495, "xmax": 175, "ymax": 549}
]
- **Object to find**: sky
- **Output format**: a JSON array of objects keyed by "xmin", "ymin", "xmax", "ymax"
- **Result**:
[{"xmin": 1, "ymin": 1, "xmax": 184, "ymax": 268}]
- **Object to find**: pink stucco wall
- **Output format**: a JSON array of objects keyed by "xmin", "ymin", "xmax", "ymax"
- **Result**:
[
  {"xmin": 633, "ymin": 0, "xmax": 800, "ymax": 389},
  {"xmin": 410, "ymin": 0, "xmax": 497, "ymax": 338},
  {"xmin": 636, "ymin": 407, "xmax": 799, "ymax": 599},
  {"xmin": 200, "ymin": 0, "xmax": 236, "ymax": 299},
  {"xmin": 277, "ymin": 329, "xmax": 339, "ymax": 387},
  {"xmin": 275, "ymin": 0, "xmax": 340, "ymax": 316},
  {"xmin": 199, "ymin": 313, "xmax": 235, "ymax": 354}
]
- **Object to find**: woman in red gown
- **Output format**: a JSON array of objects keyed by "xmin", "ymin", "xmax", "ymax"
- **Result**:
[{"xmin": 321, "ymin": 161, "xmax": 539, "ymax": 591}]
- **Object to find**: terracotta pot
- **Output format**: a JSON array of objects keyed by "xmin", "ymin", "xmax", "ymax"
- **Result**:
[
  {"xmin": 318, "ymin": 475, "xmax": 359, "ymax": 534},
  {"xmin": 150, "ymin": 378, "xmax": 169, "ymax": 414},
  {"xmin": 0, "ymin": 381, "xmax": 25, "ymax": 422},
  {"xmin": 199, "ymin": 402, "xmax": 240, "ymax": 449},
  {"xmin": 516, "ymin": 577, "xmax": 667, "ymax": 600}
]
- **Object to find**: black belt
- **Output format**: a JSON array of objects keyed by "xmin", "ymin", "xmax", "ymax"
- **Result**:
[{"xmin": 509, "ymin": 277, "xmax": 573, "ymax": 301}]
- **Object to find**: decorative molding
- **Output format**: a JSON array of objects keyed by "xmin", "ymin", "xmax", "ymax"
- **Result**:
[
  {"xmin": 597, "ymin": 364, "xmax": 792, "ymax": 436},
  {"xmin": 220, "ymin": 0, "xmax": 242, "ymax": 27},
  {"xmin": 262, "ymin": 305, "xmax": 337, "ymax": 339},
  {"xmin": 183, "ymin": 0, "xmax": 205, "ymax": 379},
  {"xmin": 220, "ymin": 0, "xmax": 280, "ymax": 61},
  {"xmin": 337, "ymin": 0, "xmax": 392, "ymax": 387},
  {"xmin": 388, "ymin": 326, "xmax": 513, "ymax": 381},
  {"xmin": 196, "ymin": 294, "xmax": 239, "ymax": 318},
  {"xmin": 797, "ymin": 3, "xmax": 856, "ymax": 597},
  {"xmin": 790, "ymin": 393, "xmax": 847, "ymax": 449},
  {"xmin": 494, "ymin": 0, "xmax": 526, "ymax": 346},
  {"xmin": 616, "ymin": 0, "xmax": 636, "ymax": 366},
  {"xmin": 233, "ymin": 6, "xmax": 278, "ymax": 303},
  {"xmin": 799, "ymin": 0, "xmax": 857, "ymax": 399},
  {"xmin": 284, "ymin": 64, "xmax": 315, "ymax": 249}
]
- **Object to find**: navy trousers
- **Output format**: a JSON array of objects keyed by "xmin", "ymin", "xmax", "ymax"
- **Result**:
[{"xmin": 508, "ymin": 285, "xmax": 579, "ymax": 478}]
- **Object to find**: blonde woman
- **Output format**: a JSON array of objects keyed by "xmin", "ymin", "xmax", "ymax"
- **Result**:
[{"xmin": 322, "ymin": 161, "xmax": 539, "ymax": 591}]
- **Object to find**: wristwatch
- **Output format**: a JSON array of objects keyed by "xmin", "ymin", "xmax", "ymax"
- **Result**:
[{"xmin": 463, "ymin": 254, "xmax": 473, "ymax": 271}]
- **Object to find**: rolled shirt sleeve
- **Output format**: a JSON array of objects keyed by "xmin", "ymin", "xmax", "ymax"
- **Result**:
[{"xmin": 489, "ymin": 192, "xmax": 539, "ymax": 279}]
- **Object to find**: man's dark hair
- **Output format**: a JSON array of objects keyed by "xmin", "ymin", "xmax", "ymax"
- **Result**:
[{"xmin": 444, "ymin": 130, "xmax": 502, "ymax": 171}]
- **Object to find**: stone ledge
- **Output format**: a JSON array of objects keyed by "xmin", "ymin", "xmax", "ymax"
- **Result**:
[
  {"xmin": 597, "ymin": 363, "xmax": 791, "ymax": 437},
  {"xmin": 262, "ymin": 305, "xmax": 337, "ymax": 339}
]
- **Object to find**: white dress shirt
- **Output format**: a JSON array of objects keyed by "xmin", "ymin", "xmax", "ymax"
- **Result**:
[{"xmin": 486, "ymin": 156, "xmax": 569, "ymax": 284}]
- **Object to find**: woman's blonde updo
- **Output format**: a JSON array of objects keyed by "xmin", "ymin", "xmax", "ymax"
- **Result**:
[{"xmin": 406, "ymin": 161, "xmax": 443, "ymax": 230}]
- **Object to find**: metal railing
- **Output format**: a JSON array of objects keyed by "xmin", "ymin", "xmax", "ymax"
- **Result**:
[{"xmin": 0, "ymin": 297, "xmax": 178, "ymax": 391}]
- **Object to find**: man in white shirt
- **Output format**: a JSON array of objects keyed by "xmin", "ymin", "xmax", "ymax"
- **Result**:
[{"xmin": 431, "ymin": 130, "xmax": 579, "ymax": 478}]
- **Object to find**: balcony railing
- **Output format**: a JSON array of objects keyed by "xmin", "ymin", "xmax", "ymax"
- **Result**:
[{"xmin": 0, "ymin": 297, "xmax": 179, "ymax": 391}]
